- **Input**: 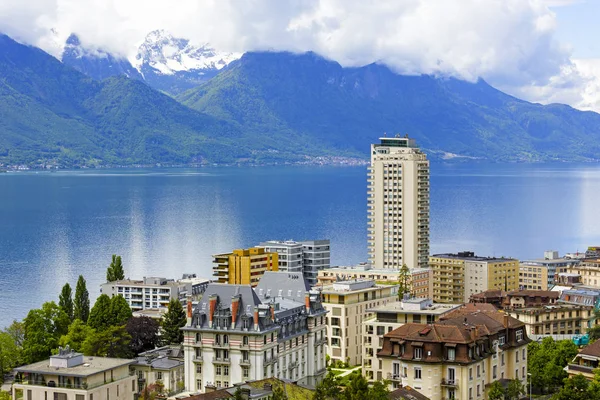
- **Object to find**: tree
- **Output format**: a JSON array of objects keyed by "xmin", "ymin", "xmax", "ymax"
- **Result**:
[
  {"xmin": 487, "ymin": 381, "xmax": 504, "ymax": 400},
  {"xmin": 22, "ymin": 302, "xmax": 69, "ymax": 363},
  {"xmin": 553, "ymin": 374, "xmax": 590, "ymax": 400},
  {"xmin": 506, "ymin": 379, "xmax": 525, "ymax": 400},
  {"xmin": 126, "ymin": 316, "xmax": 160, "ymax": 355},
  {"xmin": 314, "ymin": 372, "xmax": 341, "ymax": 400},
  {"xmin": 59, "ymin": 283, "xmax": 74, "ymax": 321},
  {"xmin": 397, "ymin": 264, "xmax": 410, "ymax": 299},
  {"xmin": 88, "ymin": 294, "xmax": 113, "ymax": 331},
  {"xmin": 82, "ymin": 325, "xmax": 132, "ymax": 358},
  {"xmin": 5, "ymin": 320, "xmax": 24, "ymax": 348},
  {"xmin": 73, "ymin": 275, "xmax": 90, "ymax": 323},
  {"xmin": 161, "ymin": 299, "xmax": 186, "ymax": 345},
  {"xmin": 588, "ymin": 325, "xmax": 600, "ymax": 341},
  {"xmin": 106, "ymin": 255, "xmax": 125, "ymax": 282},
  {"xmin": 58, "ymin": 319, "xmax": 94, "ymax": 352},
  {"xmin": 368, "ymin": 380, "xmax": 390, "ymax": 400},
  {"xmin": 343, "ymin": 373, "xmax": 369, "ymax": 400},
  {"xmin": 110, "ymin": 295, "xmax": 132, "ymax": 326},
  {"xmin": 528, "ymin": 337, "xmax": 578, "ymax": 393},
  {"xmin": 0, "ymin": 331, "xmax": 20, "ymax": 383}
]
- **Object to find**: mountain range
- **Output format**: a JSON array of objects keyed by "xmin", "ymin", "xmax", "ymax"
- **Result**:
[{"xmin": 2, "ymin": 30, "xmax": 600, "ymax": 167}]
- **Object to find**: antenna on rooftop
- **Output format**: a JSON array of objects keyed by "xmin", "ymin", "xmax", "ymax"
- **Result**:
[{"xmin": 383, "ymin": 132, "xmax": 387, "ymax": 137}]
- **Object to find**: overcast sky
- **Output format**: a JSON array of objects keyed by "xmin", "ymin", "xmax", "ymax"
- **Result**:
[{"xmin": 1, "ymin": 0, "xmax": 599, "ymax": 111}]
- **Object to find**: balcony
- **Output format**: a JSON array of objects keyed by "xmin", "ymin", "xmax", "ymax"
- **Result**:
[
  {"xmin": 264, "ymin": 357, "xmax": 277, "ymax": 366},
  {"xmin": 213, "ymin": 357, "xmax": 230, "ymax": 364},
  {"xmin": 386, "ymin": 373, "xmax": 402, "ymax": 382},
  {"xmin": 193, "ymin": 355, "xmax": 203, "ymax": 362},
  {"xmin": 441, "ymin": 378, "xmax": 458, "ymax": 387},
  {"xmin": 567, "ymin": 364, "xmax": 596, "ymax": 374},
  {"xmin": 240, "ymin": 359, "xmax": 251, "ymax": 366},
  {"xmin": 213, "ymin": 342, "xmax": 230, "ymax": 349}
]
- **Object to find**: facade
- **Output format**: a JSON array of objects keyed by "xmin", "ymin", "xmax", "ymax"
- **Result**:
[
  {"xmin": 367, "ymin": 135, "xmax": 430, "ymax": 270},
  {"xmin": 566, "ymin": 340, "xmax": 600, "ymax": 380},
  {"xmin": 567, "ymin": 258, "xmax": 600, "ymax": 287},
  {"xmin": 377, "ymin": 311, "xmax": 530, "ymax": 400},
  {"xmin": 132, "ymin": 346, "xmax": 184, "ymax": 395},
  {"xmin": 520, "ymin": 251, "xmax": 580, "ymax": 289},
  {"xmin": 430, "ymin": 252, "xmax": 519, "ymax": 303},
  {"xmin": 13, "ymin": 348, "xmax": 135, "ymax": 400},
  {"xmin": 258, "ymin": 240, "xmax": 330, "ymax": 286},
  {"xmin": 362, "ymin": 298, "xmax": 461, "ymax": 383},
  {"xmin": 318, "ymin": 265, "xmax": 433, "ymax": 299},
  {"xmin": 182, "ymin": 272, "xmax": 327, "ymax": 393},
  {"xmin": 321, "ymin": 280, "xmax": 398, "ymax": 366},
  {"xmin": 504, "ymin": 304, "xmax": 595, "ymax": 336},
  {"xmin": 212, "ymin": 248, "xmax": 279, "ymax": 287},
  {"xmin": 100, "ymin": 275, "xmax": 210, "ymax": 312}
]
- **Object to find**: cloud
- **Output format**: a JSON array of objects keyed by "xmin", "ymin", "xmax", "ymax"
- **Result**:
[{"xmin": 0, "ymin": 0, "xmax": 596, "ymax": 110}]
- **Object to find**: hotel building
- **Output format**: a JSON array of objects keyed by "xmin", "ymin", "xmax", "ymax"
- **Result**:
[
  {"xmin": 367, "ymin": 135, "xmax": 430, "ymax": 270},
  {"xmin": 258, "ymin": 240, "xmax": 330, "ymax": 286},
  {"xmin": 212, "ymin": 248, "xmax": 279, "ymax": 287}
]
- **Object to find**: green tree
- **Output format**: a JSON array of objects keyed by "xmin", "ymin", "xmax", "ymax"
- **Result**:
[
  {"xmin": 343, "ymin": 373, "xmax": 369, "ymax": 400},
  {"xmin": 5, "ymin": 320, "xmax": 24, "ymax": 348},
  {"xmin": 22, "ymin": 302, "xmax": 70, "ymax": 363},
  {"xmin": 487, "ymin": 381, "xmax": 504, "ymax": 400},
  {"xmin": 233, "ymin": 388, "xmax": 245, "ymax": 400},
  {"xmin": 0, "ymin": 391, "xmax": 12, "ymax": 400},
  {"xmin": 161, "ymin": 299, "xmax": 186, "ymax": 345},
  {"xmin": 553, "ymin": 374, "xmax": 590, "ymax": 400},
  {"xmin": 506, "ymin": 379, "xmax": 525, "ymax": 400},
  {"xmin": 528, "ymin": 337, "xmax": 578, "ymax": 393},
  {"xmin": 0, "ymin": 331, "xmax": 20, "ymax": 383},
  {"xmin": 397, "ymin": 264, "xmax": 410, "ymax": 299},
  {"xmin": 314, "ymin": 372, "xmax": 341, "ymax": 400},
  {"xmin": 59, "ymin": 283, "xmax": 74, "ymax": 321},
  {"xmin": 110, "ymin": 295, "xmax": 132, "ymax": 326},
  {"xmin": 88, "ymin": 294, "xmax": 113, "ymax": 330},
  {"xmin": 73, "ymin": 275, "xmax": 90, "ymax": 323},
  {"xmin": 58, "ymin": 319, "xmax": 94, "ymax": 352},
  {"xmin": 82, "ymin": 325, "xmax": 132, "ymax": 358},
  {"xmin": 588, "ymin": 325, "xmax": 600, "ymax": 341},
  {"xmin": 106, "ymin": 255, "xmax": 125, "ymax": 282},
  {"xmin": 126, "ymin": 316, "xmax": 159, "ymax": 355},
  {"xmin": 368, "ymin": 380, "xmax": 389, "ymax": 400}
]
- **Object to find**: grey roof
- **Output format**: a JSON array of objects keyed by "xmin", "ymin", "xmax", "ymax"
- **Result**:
[
  {"xmin": 16, "ymin": 357, "xmax": 134, "ymax": 377},
  {"xmin": 255, "ymin": 271, "xmax": 310, "ymax": 301},
  {"xmin": 134, "ymin": 346, "xmax": 184, "ymax": 370}
]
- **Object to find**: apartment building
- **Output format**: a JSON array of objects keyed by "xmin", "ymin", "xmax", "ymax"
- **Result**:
[
  {"xmin": 520, "ymin": 251, "xmax": 580, "ymax": 289},
  {"xmin": 430, "ymin": 252, "xmax": 519, "ymax": 303},
  {"xmin": 100, "ymin": 275, "xmax": 210, "ymax": 312},
  {"xmin": 212, "ymin": 248, "xmax": 279, "ymax": 287},
  {"xmin": 362, "ymin": 298, "xmax": 461, "ymax": 382},
  {"xmin": 258, "ymin": 240, "xmax": 330, "ymax": 286},
  {"xmin": 470, "ymin": 289, "xmax": 559, "ymax": 310},
  {"xmin": 367, "ymin": 135, "xmax": 430, "ymax": 270},
  {"xmin": 321, "ymin": 280, "xmax": 398, "ymax": 366},
  {"xmin": 377, "ymin": 311, "xmax": 530, "ymax": 400},
  {"xmin": 132, "ymin": 346, "xmax": 184, "ymax": 395},
  {"xmin": 504, "ymin": 304, "xmax": 595, "ymax": 336},
  {"xmin": 317, "ymin": 265, "xmax": 433, "ymax": 298},
  {"xmin": 567, "ymin": 258, "xmax": 600, "ymax": 287},
  {"xmin": 182, "ymin": 272, "xmax": 327, "ymax": 393},
  {"xmin": 13, "ymin": 348, "xmax": 135, "ymax": 400}
]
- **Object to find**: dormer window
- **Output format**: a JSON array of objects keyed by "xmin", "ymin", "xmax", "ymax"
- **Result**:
[
  {"xmin": 448, "ymin": 348, "xmax": 455, "ymax": 361},
  {"xmin": 516, "ymin": 329, "xmax": 523, "ymax": 342},
  {"xmin": 499, "ymin": 335, "xmax": 506, "ymax": 345},
  {"xmin": 414, "ymin": 347, "xmax": 423, "ymax": 360}
]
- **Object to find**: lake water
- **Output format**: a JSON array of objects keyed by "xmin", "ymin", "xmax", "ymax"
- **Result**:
[{"xmin": 1, "ymin": 163, "xmax": 600, "ymax": 327}]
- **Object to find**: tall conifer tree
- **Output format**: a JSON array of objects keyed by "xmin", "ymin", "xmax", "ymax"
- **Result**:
[
  {"xmin": 73, "ymin": 275, "xmax": 90, "ymax": 323},
  {"xmin": 59, "ymin": 283, "xmax": 74, "ymax": 321}
]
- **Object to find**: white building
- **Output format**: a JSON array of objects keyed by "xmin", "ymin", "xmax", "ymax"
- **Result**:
[
  {"xmin": 100, "ymin": 275, "xmax": 210, "ymax": 312},
  {"xmin": 367, "ymin": 135, "xmax": 429, "ymax": 270},
  {"xmin": 182, "ymin": 272, "xmax": 328, "ymax": 393},
  {"xmin": 258, "ymin": 240, "xmax": 330, "ymax": 286}
]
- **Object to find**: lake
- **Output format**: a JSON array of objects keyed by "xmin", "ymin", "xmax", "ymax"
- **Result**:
[{"xmin": 1, "ymin": 163, "xmax": 600, "ymax": 327}]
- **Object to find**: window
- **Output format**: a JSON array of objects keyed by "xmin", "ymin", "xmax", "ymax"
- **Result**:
[
  {"xmin": 414, "ymin": 367, "xmax": 422, "ymax": 380},
  {"xmin": 156, "ymin": 371, "xmax": 162, "ymax": 380},
  {"xmin": 448, "ymin": 368, "xmax": 455, "ymax": 383},
  {"xmin": 501, "ymin": 353, "xmax": 505, "ymax": 366},
  {"xmin": 447, "ymin": 348, "xmax": 455, "ymax": 361},
  {"xmin": 216, "ymin": 366, "xmax": 222, "ymax": 375},
  {"xmin": 469, "ymin": 388, "xmax": 472, "ymax": 400},
  {"xmin": 493, "ymin": 365, "xmax": 497, "ymax": 379},
  {"xmin": 196, "ymin": 380, "xmax": 202, "ymax": 391},
  {"xmin": 499, "ymin": 335, "xmax": 505, "ymax": 345},
  {"xmin": 224, "ymin": 381, "xmax": 229, "ymax": 388},
  {"xmin": 223, "ymin": 335, "xmax": 228, "ymax": 344},
  {"xmin": 523, "ymin": 366, "xmax": 526, "ymax": 378},
  {"xmin": 216, "ymin": 381, "xmax": 221, "ymax": 388},
  {"xmin": 477, "ymin": 385, "xmax": 480, "ymax": 397},
  {"xmin": 196, "ymin": 365, "xmax": 202, "ymax": 373},
  {"xmin": 377, "ymin": 326, "xmax": 385, "ymax": 335},
  {"xmin": 243, "ymin": 336, "xmax": 249, "ymax": 345},
  {"xmin": 477, "ymin": 365, "xmax": 480, "ymax": 378},
  {"xmin": 224, "ymin": 366, "xmax": 229, "ymax": 375},
  {"xmin": 522, "ymin": 349, "xmax": 526, "ymax": 359},
  {"xmin": 243, "ymin": 367, "xmax": 249, "ymax": 378},
  {"xmin": 414, "ymin": 347, "xmax": 423, "ymax": 360},
  {"xmin": 469, "ymin": 368, "xmax": 473, "ymax": 381},
  {"xmin": 516, "ymin": 329, "xmax": 523, "ymax": 342},
  {"xmin": 516, "ymin": 352, "xmax": 519, "ymax": 363}
]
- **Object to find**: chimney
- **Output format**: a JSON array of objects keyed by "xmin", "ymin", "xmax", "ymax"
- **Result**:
[
  {"xmin": 305, "ymin": 293, "xmax": 311, "ymax": 313},
  {"xmin": 186, "ymin": 296, "xmax": 193, "ymax": 325},
  {"xmin": 270, "ymin": 304, "xmax": 275, "ymax": 322},
  {"xmin": 503, "ymin": 314, "xmax": 509, "ymax": 328},
  {"xmin": 231, "ymin": 296, "xmax": 240, "ymax": 329},
  {"xmin": 253, "ymin": 307, "xmax": 259, "ymax": 331},
  {"xmin": 209, "ymin": 294, "xmax": 217, "ymax": 328}
]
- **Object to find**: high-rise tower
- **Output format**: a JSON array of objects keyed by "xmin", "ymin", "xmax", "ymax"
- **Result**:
[{"xmin": 367, "ymin": 135, "xmax": 429, "ymax": 270}]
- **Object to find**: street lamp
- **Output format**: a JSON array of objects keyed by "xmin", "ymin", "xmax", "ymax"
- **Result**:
[{"xmin": 527, "ymin": 372, "xmax": 532, "ymax": 400}]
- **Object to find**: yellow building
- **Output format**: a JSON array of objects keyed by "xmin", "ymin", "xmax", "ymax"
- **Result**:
[
  {"xmin": 431, "ymin": 252, "xmax": 519, "ymax": 303},
  {"xmin": 212, "ymin": 247, "xmax": 278, "ymax": 287},
  {"xmin": 504, "ymin": 304, "xmax": 596, "ymax": 337},
  {"xmin": 13, "ymin": 348, "xmax": 135, "ymax": 400},
  {"xmin": 519, "ymin": 263, "xmax": 550, "ymax": 290},
  {"xmin": 321, "ymin": 280, "xmax": 398, "ymax": 366},
  {"xmin": 567, "ymin": 258, "xmax": 600, "ymax": 287}
]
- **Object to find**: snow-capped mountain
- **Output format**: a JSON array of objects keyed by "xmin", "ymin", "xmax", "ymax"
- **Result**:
[
  {"xmin": 60, "ymin": 30, "xmax": 242, "ymax": 94},
  {"xmin": 62, "ymin": 34, "xmax": 143, "ymax": 82},
  {"xmin": 132, "ymin": 29, "xmax": 242, "ymax": 94}
]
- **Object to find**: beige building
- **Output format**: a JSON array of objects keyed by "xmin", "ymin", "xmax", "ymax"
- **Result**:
[
  {"xmin": 182, "ymin": 272, "xmax": 328, "ymax": 393},
  {"xmin": 377, "ymin": 310, "xmax": 530, "ymax": 400},
  {"xmin": 362, "ymin": 298, "xmax": 461, "ymax": 382},
  {"xmin": 321, "ymin": 280, "xmax": 398, "ymax": 366},
  {"xmin": 367, "ymin": 135, "xmax": 429, "ymax": 270},
  {"xmin": 13, "ymin": 348, "xmax": 135, "ymax": 400},
  {"xmin": 567, "ymin": 258, "xmax": 600, "ymax": 287},
  {"xmin": 519, "ymin": 263, "xmax": 550, "ymax": 290},
  {"xmin": 132, "ymin": 346, "xmax": 184, "ymax": 395},
  {"xmin": 317, "ymin": 265, "xmax": 433, "ymax": 299},
  {"xmin": 504, "ymin": 304, "xmax": 596, "ymax": 337},
  {"xmin": 431, "ymin": 252, "xmax": 519, "ymax": 303},
  {"xmin": 566, "ymin": 340, "xmax": 600, "ymax": 380}
]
